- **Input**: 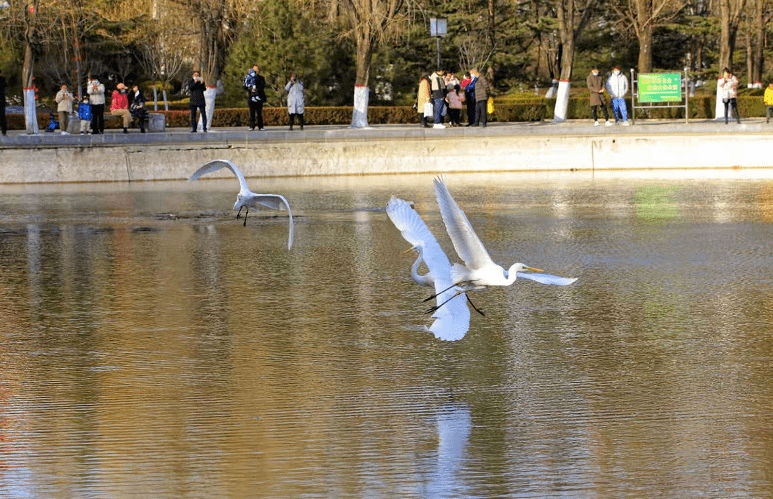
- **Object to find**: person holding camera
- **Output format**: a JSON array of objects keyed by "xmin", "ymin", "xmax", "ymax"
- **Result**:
[
  {"xmin": 285, "ymin": 73, "xmax": 304, "ymax": 131},
  {"xmin": 87, "ymin": 75, "xmax": 105, "ymax": 134},
  {"xmin": 243, "ymin": 65, "xmax": 266, "ymax": 131},
  {"xmin": 189, "ymin": 71, "xmax": 207, "ymax": 132},
  {"xmin": 55, "ymin": 85, "xmax": 74, "ymax": 135}
]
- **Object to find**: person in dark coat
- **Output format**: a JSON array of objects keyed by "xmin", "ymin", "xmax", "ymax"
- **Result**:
[
  {"xmin": 130, "ymin": 84, "xmax": 148, "ymax": 133},
  {"xmin": 243, "ymin": 65, "xmax": 266, "ymax": 131},
  {"xmin": 461, "ymin": 71, "xmax": 476, "ymax": 127},
  {"xmin": 189, "ymin": 71, "xmax": 207, "ymax": 132},
  {"xmin": 471, "ymin": 69, "xmax": 490, "ymax": 127},
  {"xmin": 587, "ymin": 66, "xmax": 611, "ymax": 127},
  {"xmin": 0, "ymin": 68, "xmax": 7, "ymax": 136}
]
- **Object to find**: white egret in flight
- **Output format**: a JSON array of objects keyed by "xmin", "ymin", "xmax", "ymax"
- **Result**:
[
  {"xmin": 427, "ymin": 176, "xmax": 577, "ymax": 312},
  {"xmin": 386, "ymin": 196, "xmax": 473, "ymax": 341},
  {"xmin": 189, "ymin": 159, "xmax": 295, "ymax": 249}
]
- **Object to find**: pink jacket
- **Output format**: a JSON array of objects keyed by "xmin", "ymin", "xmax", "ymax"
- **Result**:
[{"xmin": 446, "ymin": 89, "xmax": 464, "ymax": 109}]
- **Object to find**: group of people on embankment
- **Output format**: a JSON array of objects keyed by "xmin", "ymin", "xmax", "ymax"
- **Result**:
[{"xmin": 416, "ymin": 68, "xmax": 491, "ymax": 129}]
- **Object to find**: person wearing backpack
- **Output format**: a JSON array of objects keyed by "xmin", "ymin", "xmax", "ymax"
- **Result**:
[{"xmin": 244, "ymin": 65, "xmax": 267, "ymax": 131}]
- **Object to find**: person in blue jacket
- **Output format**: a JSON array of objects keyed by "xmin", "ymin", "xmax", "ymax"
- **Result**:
[{"xmin": 78, "ymin": 96, "xmax": 92, "ymax": 134}]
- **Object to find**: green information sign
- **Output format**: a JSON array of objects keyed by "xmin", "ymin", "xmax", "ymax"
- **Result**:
[{"xmin": 638, "ymin": 73, "xmax": 682, "ymax": 103}]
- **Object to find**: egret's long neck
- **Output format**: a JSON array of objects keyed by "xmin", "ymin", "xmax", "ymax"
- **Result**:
[
  {"xmin": 411, "ymin": 256, "xmax": 433, "ymax": 287},
  {"xmin": 505, "ymin": 264, "xmax": 520, "ymax": 285}
]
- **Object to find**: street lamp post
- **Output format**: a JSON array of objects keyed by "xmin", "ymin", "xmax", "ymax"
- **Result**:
[{"xmin": 430, "ymin": 17, "xmax": 447, "ymax": 69}]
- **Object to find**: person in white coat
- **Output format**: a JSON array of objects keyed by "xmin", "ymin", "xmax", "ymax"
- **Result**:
[
  {"xmin": 606, "ymin": 66, "xmax": 630, "ymax": 125},
  {"xmin": 285, "ymin": 73, "xmax": 305, "ymax": 130}
]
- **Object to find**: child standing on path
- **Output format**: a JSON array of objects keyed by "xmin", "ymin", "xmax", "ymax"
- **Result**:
[{"xmin": 78, "ymin": 96, "xmax": 92, "ymax": 134}]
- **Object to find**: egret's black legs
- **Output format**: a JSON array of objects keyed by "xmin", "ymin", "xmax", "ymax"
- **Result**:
[
  {"xmin": 426, "ymin": 290, "xmax": 466, "ymax": 315},
  {"xmin": 467, "ymin": 295, "xmax": 485, "ymax": 317},
  {"xmin": 243, "ymin": 207, "xmax": 249, "ymax": 226},
  {"xmin": 423, "ymin": 282, "xmax": 460, "ymax": 303},
  {"xmin": 236, "ymin": 206, "xmax": 243, "ymax": 220}
]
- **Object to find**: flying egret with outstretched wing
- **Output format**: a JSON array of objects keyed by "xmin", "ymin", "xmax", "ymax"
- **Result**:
[
  {"xmin": 427, "ymin": 176, "xmax": 577, "ymax": 312},
  {"xmin": 189, "ymin": 159, "xmax": 295, "ymax": 250},
  {"xmin": 386, "ymin": 196, "xmax": 471, "ymax": 341}
]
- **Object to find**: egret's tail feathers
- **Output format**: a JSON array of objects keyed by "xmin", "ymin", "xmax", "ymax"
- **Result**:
[{"xmin": 450, "ymin": 263, "xmax": 471, "ymax": 286}]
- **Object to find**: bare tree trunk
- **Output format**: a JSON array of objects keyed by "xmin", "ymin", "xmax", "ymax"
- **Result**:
[
  {"xmin": 718, "ymin": 0, "xmax": 746, "ymax": 71},
  {"xmin": 751, "ymin": 0, "xmax": 764, "ymax": 86},
  {"xmin": 554, "ymin": 0, "xmax": 575, "ymax": 121},
  {"xmin": 635, "ymin": 0, "xmax": 653, "ymax": 73},
  {"xmin": 352, "ymin": 29, "xmax": 373, "ymax": 128},
  {"xmin": 22, "ymin": 44, "xmax": 39, "ymax": 134}
]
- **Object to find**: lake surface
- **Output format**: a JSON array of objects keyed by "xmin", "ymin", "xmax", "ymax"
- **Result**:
[{"xmin": 1, "ymin": 173, "xmax": 772, "ymax": 498}]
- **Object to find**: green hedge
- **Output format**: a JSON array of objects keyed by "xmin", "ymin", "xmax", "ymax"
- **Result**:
[{"xmin": 4, "ymin": 96, "xmax": 770, "ymax": 130}]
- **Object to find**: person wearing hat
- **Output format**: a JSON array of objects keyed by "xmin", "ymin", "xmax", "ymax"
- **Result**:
[
  {"xmin": 110, "ymin": 83, "xmax": 132, "ymax": 133},
  {"xmin": 0, "ymin": 68, "xmax": 7, "ymax": 136},
  {"xmin": 587, "ymin": 66, "xmax": 611, "ymax": 127},
  {"xmin": 606, "ymin": 66, "xmax": 630, "ymax": 125}
]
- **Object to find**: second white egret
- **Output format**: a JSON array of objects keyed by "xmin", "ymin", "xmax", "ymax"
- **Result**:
[{"xmin": 189, "ymin": 159, "xmax": 295, "ymax": 250}]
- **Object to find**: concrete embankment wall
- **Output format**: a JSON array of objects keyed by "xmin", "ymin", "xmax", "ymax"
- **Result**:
[{"xmin": 0, "ymin": 127, "xmax": 771, "ymax": 183}]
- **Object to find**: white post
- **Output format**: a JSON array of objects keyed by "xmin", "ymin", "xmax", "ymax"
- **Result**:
[
  {"xmin": 153, "ymin": 85, "xmax": 158, "ymax": 111},
  {"xmin": 23, "ymin": 88, "xmax": 39, "ymax": 134},
  {"xmin": 553, "ymin": 80, "xmax": 570, "ymax": 122},
  {"xmin": 198, "ymin": 86, "xmax": 216, "ymax": 131},
  {"xmin": 351, "ymin": 85, "xmax": 369, "ymax": 128},
  {"xmin": 714, "ymin": 82, "xmax": 724, "ymax": 122}
]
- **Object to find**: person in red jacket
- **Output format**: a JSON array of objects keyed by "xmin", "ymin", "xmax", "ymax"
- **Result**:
[{"xmin": 110, "ymin": 83, "xmax": 132, "ymax": 133}]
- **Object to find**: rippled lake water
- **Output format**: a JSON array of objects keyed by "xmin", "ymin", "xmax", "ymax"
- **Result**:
[{"xmin": 1, "ymin": 173, "xmax": 772, "ymax": 498}]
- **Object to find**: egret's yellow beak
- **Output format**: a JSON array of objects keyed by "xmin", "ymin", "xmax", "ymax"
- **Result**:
[
  {"xmin": 524, "ymin": 266, "xmax": 544, "ymax": 273},
  {"xmin": 401, "ymin": 246, "xmax": 417, "ymax": 255}
]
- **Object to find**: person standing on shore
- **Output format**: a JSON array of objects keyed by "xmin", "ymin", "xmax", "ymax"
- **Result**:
[
  {"xmin": 430, "ymin": 69, "xmax": 447, "ymax": 128},
  {"xmin": 285, "ymin": 73, "xmax": 304, "ymax": 130},
  {"xmin": 587, "ymin": 66, "xmax": 611, "ymax": 127},
  {"xmin": 461, "ymin": 71, "xmax": 476, "ymax": 126},
  {"xmin": 446, "ymin": 83, "xmax": 464, "ymax": 127},
  {"xmin": 606, "ymin": 66, "xmax": 630, "ymax": 125},
  {"xmin": 77, "ymin": 96, "xmax": 91, "ymax": 134},
  {"xmin": 0, "ymin": 68, "xmax": 7, "ymax": 136},
  {"xmin": 718, "ymin": 68, "xmax": 740, "ymax": 124},
  {"xmin": 764, "ymin": 82, "xmax": 773, "ymax": 124},
  {"xmin": 110, "ymin": 83, "xmax": 132, "ymax": 133},
  {"xmin": 244, "ymin": 65, "xmax": 266, "ymax": 131},
  {"xmin": 189, "ymin": 71, "xmax": 207, "ymax": 132},
  {"xmin": 55, "ymin": 85, "xmax": 74, "ymax": 135},
  {"xmin": 87, "ymin": 76, "xmax": 105, "ymax": 134},
  {"xmin": 472, "ymin": 69, "xmax": 490, "ymax": 127},
  {"xmin": 417, "ymin": 72, "xmax": 431, "ymax": 128}
]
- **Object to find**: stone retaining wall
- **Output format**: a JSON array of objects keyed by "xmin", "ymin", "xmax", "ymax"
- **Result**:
[{"xmin": 0, "ymin": 129, "xmax": 770, "ymax": 183}]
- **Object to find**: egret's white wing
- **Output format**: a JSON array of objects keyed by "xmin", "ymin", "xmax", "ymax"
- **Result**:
[
  {"xmin": 516, "ymin": 272, "xmax": 578, "ymax": 286},
  {"xmin": 246, "ymin": 194, "xmax": 291, "ymax": 212},
  {"xmin": 386, "ymin": 196, "xmax": 470, "ymax": 341},
  {"xmin": 188, "ymin": 159, "xmax": 249, "ymax": 193},
  {"xmin": 433, "ymin": 177, "xmax": 496, "ymax": 271},
  {"xmin": 246, "ymin": 194, "xmax": 294, "ymax": 250},
  {"xmin": 428, "ymin": 291, "xmax": 470, "ymax": 341}
]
